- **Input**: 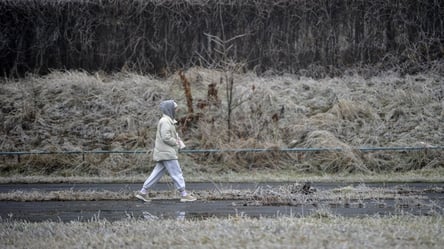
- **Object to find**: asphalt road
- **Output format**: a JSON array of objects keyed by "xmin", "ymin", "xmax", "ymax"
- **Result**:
[{"xmin": 1, "ymin": 182, "xmax": 443, "ymax": 222}]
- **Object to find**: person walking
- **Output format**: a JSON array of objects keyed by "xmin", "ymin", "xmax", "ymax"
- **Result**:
[{"xmin": 135, "ymin": 100, "xmax": 196, "ymax": 202}]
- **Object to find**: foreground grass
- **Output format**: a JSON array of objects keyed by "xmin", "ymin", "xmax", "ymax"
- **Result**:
[{"xmin": 1, "ymin": 216, "xmax": 442, "ymax": 249}]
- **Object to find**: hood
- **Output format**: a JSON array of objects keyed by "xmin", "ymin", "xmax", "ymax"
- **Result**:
[{"xmin": 159, "ymin": 100, "xmax": 177, "ymax": 119}]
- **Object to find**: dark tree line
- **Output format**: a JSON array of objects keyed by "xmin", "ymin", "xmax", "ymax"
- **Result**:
[{"xmin": 0, "ymin": 0, "xmax": 443, "ymax": 77}]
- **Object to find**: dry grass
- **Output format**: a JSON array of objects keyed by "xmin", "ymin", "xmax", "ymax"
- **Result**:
[
  {"xmin": 1, "ymin": 67, "xmax": 443, "ymax": 175},
  {"xmin": 1, "ymin": 167, "xmax": 444, "ymax": 184},
  {"xmin": 0, "ymin": 216, "xmax": 442, "ymax": 249}
]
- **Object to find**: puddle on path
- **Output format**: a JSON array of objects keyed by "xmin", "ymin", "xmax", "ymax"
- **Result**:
[{"xmin": 1, "ymin": 196, "xmax": 442, "ymax": 222}]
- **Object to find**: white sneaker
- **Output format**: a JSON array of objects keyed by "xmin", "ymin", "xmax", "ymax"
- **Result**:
[
  {"xmin": 135, "ymin": 192, "xmax": 150, "ymax": 202},
  {"xmin": 180, "ymin": 194, "xmax": 197, "ymax": 202}
]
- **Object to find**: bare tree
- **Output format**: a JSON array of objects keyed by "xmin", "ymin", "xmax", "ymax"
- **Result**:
[{"xmin": 203, "ymin": 32, "xmax": 251, "ymax": 141}]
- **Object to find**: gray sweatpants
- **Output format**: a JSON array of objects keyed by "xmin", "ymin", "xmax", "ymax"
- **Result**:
[{"xmin": 142, "ymin": 159, "xmax": 186, "ymax": 192}]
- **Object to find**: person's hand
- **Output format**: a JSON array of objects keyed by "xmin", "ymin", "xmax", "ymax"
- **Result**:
[{"xmin": 178, "ymin": 138, "xmax": 186, "ymax": 149}]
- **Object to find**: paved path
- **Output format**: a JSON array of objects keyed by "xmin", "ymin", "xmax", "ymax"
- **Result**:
[{"xmin": 1, "ymin": 182, "xmax": 443, "ymax": 222}]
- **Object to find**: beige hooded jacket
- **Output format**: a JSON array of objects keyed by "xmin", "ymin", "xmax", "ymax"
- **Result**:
[{"xmin": 153, "ymin": 100, "xmax": 179, "ymax": 161}]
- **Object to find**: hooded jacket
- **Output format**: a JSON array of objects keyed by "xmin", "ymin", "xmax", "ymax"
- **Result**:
[{"xmin": 153, "ymin": 100, "xmax": 179, "ymax": 161}]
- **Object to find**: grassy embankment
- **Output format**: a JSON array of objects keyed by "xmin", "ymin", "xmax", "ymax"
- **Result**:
[{"xmin": 1, "ymin": 68, "xmax": 443, "ymax": 182}]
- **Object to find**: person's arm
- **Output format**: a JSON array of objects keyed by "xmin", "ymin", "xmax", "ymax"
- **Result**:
[{"xmin": 159, "ymin": 120, "xmax": 177, "ymax": 147}]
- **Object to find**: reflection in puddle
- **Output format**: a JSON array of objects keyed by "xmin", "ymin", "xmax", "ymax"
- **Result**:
[
  {"xmin": 176, "ymin": 211, "xmax": 186, "ymax": 220},
  {"xmin": 142, "ymin": 210, "xmax": 187, "ymax": 221},
  {"xmin": 142, "ymin": 211, "xmax": 159, "ymax": 220}
]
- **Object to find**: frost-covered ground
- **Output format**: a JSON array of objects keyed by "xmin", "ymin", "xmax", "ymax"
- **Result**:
[{"xmin": 1, "ymin": 216, "xmax": 443, "ymax": 249}]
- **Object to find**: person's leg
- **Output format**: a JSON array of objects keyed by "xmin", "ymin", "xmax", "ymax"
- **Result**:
[
  {"xmin": 141, "ymin": 162, "xmax": 166, "ymax": 193},
  {"xmin": 163, "ymin": 160, "xmax": 196, "ymax": 202},
  {"xmin": 163, "ymin": 160, "xmax": 186, "ymax": 194}
]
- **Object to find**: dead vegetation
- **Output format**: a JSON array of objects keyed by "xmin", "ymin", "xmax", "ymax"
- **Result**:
[
  {"xmin": 0, "ymin": 213, "xmax": 443, "ymax": 249},
  {"xmin": 1, "ymin": 67, "xmax": 443, "ymax": 176}
]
